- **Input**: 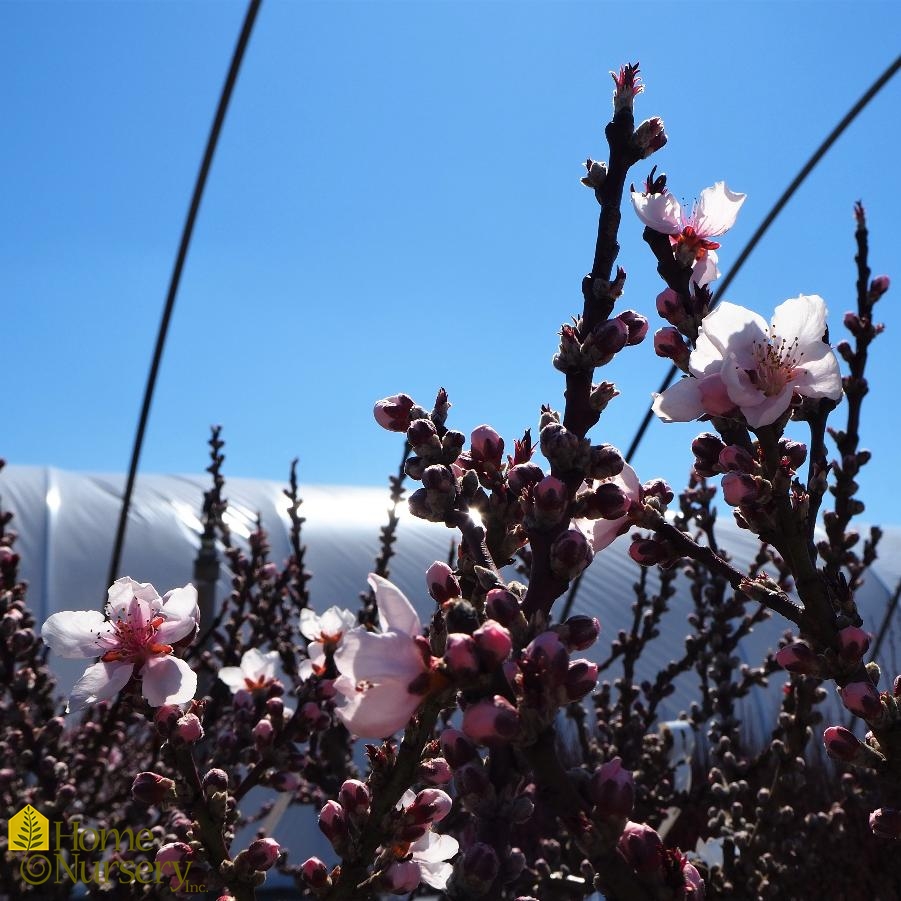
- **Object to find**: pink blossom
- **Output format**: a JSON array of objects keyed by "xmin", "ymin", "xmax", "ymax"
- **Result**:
[
  {"xmin": 384, "ymin": 831, "xmax": 459, "ymax": 892},
  {"xmin": 299, "ymin": 605, "xmax": 356, "ymax": 679},
  {"xmin": 632, "ymin": 181, "xmax": 745, "ymax": 285},
  {"xmin": 333, "ymin": 575, "xmax": 435, "ymax": 738},
  {"xmin": 652, "ymin": 296, "xmax": 843, "ymax": 429},
  {"xmin": 218, "ymin": 648, "xmax": 284, "ymax": 694},
  {"xmin": 40, "ymin": 577, "xmax": 199, "ymax": 710}
]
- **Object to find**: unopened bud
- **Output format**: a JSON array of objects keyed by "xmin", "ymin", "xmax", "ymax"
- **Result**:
[
  {"xmin": 202, "ymin": 768, "xmax": 229, "ymax": 792},
  {"xmin": 374, "ymin": 394, "xmax": 416, "ymax": 432},
  {"xmin": 822, "ymin": 726, "xmax": 863, "ymax": 763},
  {"xmin": 719, "ymin": 445, "xmax": 756, "ymax": 474},
  {"xmin": 418, "ymin": 756, "xmax": 453, "ymax": 785},
  {"xmin": 588, "ymin": 444, "xmax": 624, "ymax": 480},
  {"xmin": 301, "ymin": 857, "xmax": 331, "ymax": 890},
  {"xmin": 870, "ymin": 807, "xmax": 901, "ymax": 839},
  {"xmin": 691, "ymin": 432, "xmax": 726, "ymax": 478},
  {"xmin": 775, "ymin": 641, "xmax": 822, "ymax": 676},
  {"xmin": 246, "ymin": 837, "xmax": 281, "ymax": 871},
  {"xmin": 869, "ymin": 275, "xmax": 890, "ymax": 301},
  {"xmin": 426, "ymin": 561, "xmax": 461, "ymax": 605},
  {"xmin": 615, "ymin": 310, "xmax": 649, "ymax": 346},
  {"xmin": 175, "ymin": 713, "xmax": 204, "ymax": 744},
  {"xmin": 338, "ymin": 779, "xmax": 370, "ymax": 817},
  {"xmin": 633, "ymin": 117, "xmax": 667, "ymax": 158},
  {"xmin": 440, "ymin": 727, "xmax": 478, "ymax": 768},
  {"xmin": 473, "ymin": 620, "xmax": 513, "ymax": 667},
  {"xmin": 531, "ymin": 475, "xmax": 569, "ymax": 526},
  {"xmin": 318, "ymin": 800, "xmax": 348, "ymax": 849},
  {"xmin": 628, "ymin": 537, "xmax": 670, "ymax": 567},
  {"xmin": 590, "ymin": 756, "xmax": 634, "ymax": 818},
  {"xmin": 557, "ymin": 615, "xmax": 600, "ymax": 651},
  {"xmin": 656, "ymin": 288, "xmax": 684, "ymax": 325},
  {"xmin": 405, "ymin": 788, "xmax": 453, "ymax": 825},
  {"xmin": 584, "ymin": 318, "xmax": 629, "ymax": 366},
  {"xmin": 461, "ymin": 843, "xmax": 500, "ymax": 893},
  {"xmin": 837, "ymin": 626, "xmax": 870, "ymax": 663},
  {"xmin": 462, "ymin": 696, "xmax": 520, "ymax": 745},
  {"xmin": 564, "ymin": 658, "xmax": 599, "ymax": 700},
  {"xmin": 485, "ymin": 588, "xmax": 521, "ymax": 627},
  {"xmin": 471, "ymin": 425, "xmax": 504, "ymax": 466},
  {"xmin": 581, "ymin": 158, "xmax": 607, "ymax": 190},
  {"xmin": 132, "ymin": 772, "xmax": 176, "ymax": 806},
  {"xmin": 252, "ymin": 718, "xmax": 275, "ymax": 747},
  {"xmin": 507, "ymin": 462, "xmax": 544, "ymax": 495},
  {"xmin": 445, "ymin": 633, "xmax": 480, "ymax": 675},
  {"xmin": 840, "ymin": 680, "xmax": 883, "ymax": 721},
  {"xmin": 154, "ymin": 704, "xmax": 183, "ymax": 737},
  {"xmin": 618, "ymin": 821, "xmax": 664, "ymax": 873},
  {"xmin": 721, "ymin": 471, "xmax": 760, "ymax": 506},
  {"xmin": 653, "ymin": 327, "xmax": 691, "ymax": 369},
  {"xmin": 550, "ymin": 528, "xmax": 593, "ymax": 579}
]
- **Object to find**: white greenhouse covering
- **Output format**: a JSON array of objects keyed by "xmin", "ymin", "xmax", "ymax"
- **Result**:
[{"xmin": 2, "ymin": 464, "xmax": 900, "ymax": 741}]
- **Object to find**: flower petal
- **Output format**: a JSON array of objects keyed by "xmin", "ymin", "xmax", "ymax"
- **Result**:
[
  {"xmin": 691, "ymin": 251, "xmax": 720, "ymax": 286},
  {"xmin": 319, "ymin": 606, "xmax": 356, "ymax": 637},
  {"xmin": 631, "ymin": 190, "xmax": 683, "ymax": 234},
  {"xmin": 333, "ymin": 675, "xmax": 423, "ymax": 737},
  {"xmin": 41, "ymin": 610, "xmax": 113, "ymax": 658},
  {"xmin": 217, "ymin": 666, "xmax": 246, "ymax": 692},
  {"xmin": 691, "ymin": 182, "xmax": 746, "ymax": 237},
  {"xmin": 68, "ymin": 660, "xmax": 134, "ymax": 711},
  {"xmin": 740, "ymin": 385, "xmax": 795, "ymax": 428},
  {"xmin": 299, "ymin": 608, "xmax": 322, "ymax": 641},
  {"xmin": 411, "ymin": 832, "xmax": 460, "ymax": 863},
  {"xmin": 652, "ymin": 378, "xmax": 705, "ymax": 422},
  {"xmin": 696, "ymin": 302, "xmax": 767, "ymax": 364},
  {"xmin": 795, "ymin": 345, "xmax": 843, "ymax": 400},
  {"xmin": 107, "ymin": 577, "xmax": 160, "ymax": 617},
  {"xmin": 591, "ymin": 516, "xmax": 628, "ymax": 552},
  {"xmin": 161, "ymin": 585, "xmax": 199, "ymax": 623},
  {"xmin": 770, "ymin": 294, "xmax": 828, "ymax": 349},
  {"xmin": 369, "ymin": 574, "xmax": 421, "ymax": 637},
  {"xmin": 140, "ymin": 655, "xmax": 197, "ymax": 706},
  {"xmin": 334, "ymin": 629, "xmax": 425, "ymax": 682}
]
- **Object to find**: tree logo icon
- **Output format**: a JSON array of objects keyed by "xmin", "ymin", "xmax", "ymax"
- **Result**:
[{"xmin": 8, "ymin": 805, "xmax": 49, "ymax": 851}]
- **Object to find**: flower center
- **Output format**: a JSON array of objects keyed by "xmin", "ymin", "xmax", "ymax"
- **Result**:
[
  {"xmin": 673, "ymin": 226, "xmax": 720, "ymax": 265},
  {"xmin": 101, "ymin": 610, "xmax": 172, "ymax": 664},
  {"xmin": 750, "ymin": 334, "xmax": 804, "ymax": 396}
]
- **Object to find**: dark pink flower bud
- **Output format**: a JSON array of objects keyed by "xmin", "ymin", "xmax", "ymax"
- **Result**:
[
  {"xmin": 870, "ymin": 807, "xmax": 901, "ymax": 839},
  {"xmin": 532, "ymin": 475, "xmax": 569, "ymax": 525},
  {"xmin": 154, "ymin": 704, "xmax": 183, "ymax": 737},
  {"xmin": 590, "ymin": 756, "xmax": 634, "ymax": 818},
  {"xmin": 202, "ymin": 768, "xmax": 229, "ymax": 792},
  {"xmin": 557, "ymin": 615, "xmax": 600, "ymax": 651},
  {"xmin": 628, "ymin": 537, "xmax": 669, "ymax": 567},
  {"xmin": 301, "ymin": 857, "xmax": 331, "ymax": 890},
  {"xmin": 454, "ymin": 762, "xmax": 492, "ymax": 801},
  {"xmin": 683, "ymin": 859, "xmax": 705, "ymax": 899},
  {"xmin": 419, "ymin": 756, "xmax": 453, "ymax": 785},
  {"xmin": 440, "ymin": 727, "xmax": 478, "ymax": 768},
  {"xmin": 338, "ymin": 779, "xmax": 370, "ymax": 817},
  {"xmin": 485, "ymin": 588, "xmax": 521, "ymax": 627},
  {"xmin": 318, "ymin": 800, "xmax": 348, "ymax": 849},
  {"xmin": 589, "ymin": 443, "xmax": 625, "ymax": 480},
  {"xmin": 779, "ymin": 439, "xmax": 808, "ymax": 470},
  {"xmin": 473, "ymin": 620, "xmax": 513, "ymax": 667},
  {"xmin": 471, "ymin": 424, "xmax": 504, "ymax": 466},
  {"xmin": 462, "ymin": 695, "xmax": 521, "ymax": 745},
  {"xmin": 616, "ymin": 310, "xmax": 649, "ymax": 346},
  {"xmin": 823, "ymin": 726, "xmax": 863, "ymax": 762},
  {"xmin": 721, "ymin": 471, "xmax": 759, "ymax": 506},
  {"xmin": 175, "ymin": 713, "xmax": 204, "ymax": 743},
  {"xmin": 584, "ymin": 318, "xmax": 630, "ymax": 365},
  {"xmin": 641, "ymin": 478, "xmax": 673, "ymax": 505},
  {"xmin": 422, "ymin": 464, "xmax": 456, "ymax": 494},
  {"xmin": 374, "ymin": 394, "xmax": 416, "ymax": 432},
  {"xmin": 633, "ymin": 117, "xmax": 667, "ymax": 158},
  {"xmin": 840, "ymin": 680, "xmax": 883, "ymax": 721},
  {"xmin": 246, "ymin": 837, "xmax": 281, "ymax": 871},
  {"xmin": 549, "ymin": 528, "xmax": 593, "ymax": 580},
  {"xmin": 617, "ymin": 820, "xmax": 664, "ymax": 873},
  {"xmin": 564, "ymin": 658, "xmax": 599, "ymax": 700},
  {"xmin": 426, "ymin": 561, "xmax": 461, "ymax": 605},
  {"xmin": 523, "ymin": 631, "xmax": 570, "ymax": 683},
  {"xmin": 539, "ymin": 421, "xmax": 587, "ymax": 471},
  {"xmin": 252, "ymin": 718, "xmax": 275, "ymax": 747},
  {"xmin": 656, "ymin": 288, "xmax": 684, "ymax": 325},
  {"xmin": 691, "ymin": 432, "xmax": 726, "ymax": 478},
  {"xmin": 156, "ymin": 842, "xmax": 194, "ymax": 873},
  {"xmin": 507, "ymin": 462, "xmax": 545, "ymax": 494},
  {"xmin": 718, "ymin": 445, "xmax": 755, "ymax": 474},
  {"xmin": 869, "ymin": 275, "xmax": 890, "ymax": 300},
  {"xmin": 653, "ymin": 327, "xmax": 690, "ymax": 369},
  {"xmin": 382, "ymin": 861, "xmax": 421, "ymax": 894},
  {"xmin": 407, "ymin": 417, "xmax": 440, "ymax": 452},
  {"xmin": 445, "ymin": 633, "xmax": 480, "ymax": 675},
  {"xmin": 837, "ymin": 626, "xmax": 870, "ymax": 663},
  {"xmin": 593, "ymin": 481, "xmax": 630, "ymax": 519},
  {"xmin": 462, "ymin": 842, "xmax": 500, "ymax": 892},
  {"xmin": 775, "ymin": 641, "xmax": 822, "ymax": 676},
  {"xmin": 406, "ymin": 788, "xmax": 453, "ymax": 825},
  {"xmin": 132, "ymin": 772, "xmax": 176, "ymax": 806}
]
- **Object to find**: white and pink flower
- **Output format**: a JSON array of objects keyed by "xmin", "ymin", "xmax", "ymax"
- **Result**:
[
  {"xmin": 652, "ymin": 295, "xmax": 843, "ymax": 429},
  {"xmin": 578, "ymin": 464, "xmax": 642, "ymax": 553},
  {"xmin": 333, "ymin": 575, "xmax": 439, "ymax": 738},
  {"xmin": 299, "ymin": 605, "xmax": 356, "ymax": 679},
  {"xmin": 632, "ymin": 180, "xmax": 745, "ymax": 285},
  {"xmin": 40, "ymin": 577, "xmax": 199, "ymax": 710},
  {"xmin": 218, "ymin": 648, "xmax": 284, "ymax": 694}
]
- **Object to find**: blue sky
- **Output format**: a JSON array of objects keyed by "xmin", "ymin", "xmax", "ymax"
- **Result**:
[{"xmin": 3, "ymin": 1, "xmax": 901, "ymax": 525}]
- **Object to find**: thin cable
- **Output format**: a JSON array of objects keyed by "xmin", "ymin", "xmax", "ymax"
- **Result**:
[
  {"xmin": 559, "ymin": 53, "xmax": 901, "ymax": 624},
  {"xmin": 107, "ymin": 0, "xmax": 263, "ymax": 587},
  {"xmin": 624, "ymin": 53, "xmax": 901, "ymax": 466}
]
